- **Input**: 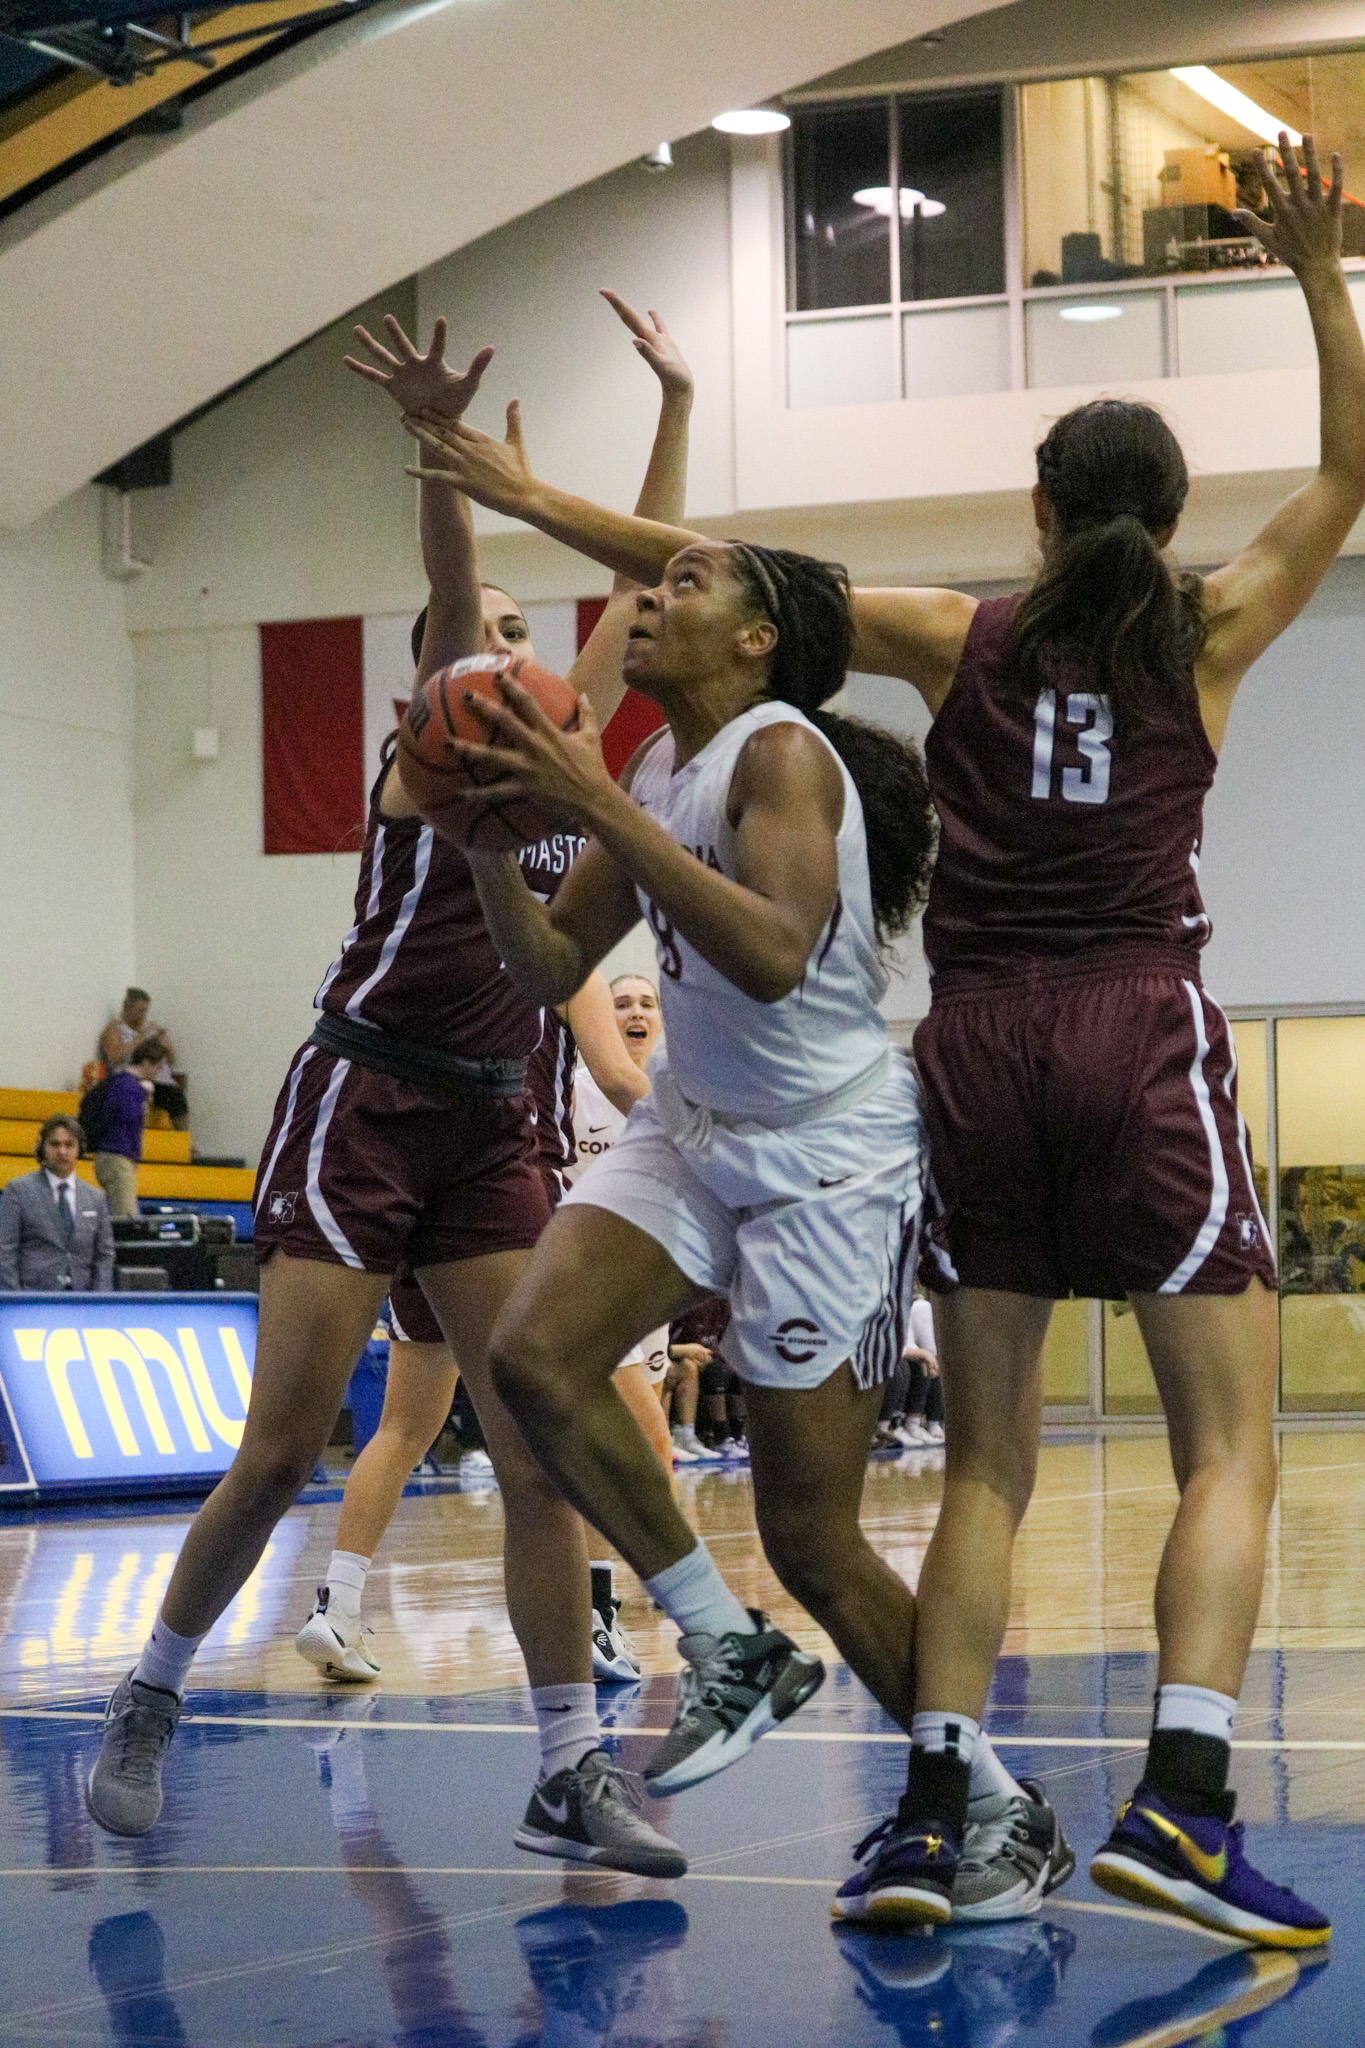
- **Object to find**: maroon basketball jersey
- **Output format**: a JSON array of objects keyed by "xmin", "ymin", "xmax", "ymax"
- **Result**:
[
  {"xmin": 527, "ymin": 1009, "xmax": 578, "ymax": 1173},
  {"xmin": 923, "ymin": 594, "xmax": 1217, "ymax": 982},
  {"xmin": 316, "ymin": 761, "xmax": 588, "ymax": 1060}
]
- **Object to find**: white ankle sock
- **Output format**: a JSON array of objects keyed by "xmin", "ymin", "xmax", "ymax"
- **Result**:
[
  {"xmin": 323, "ymin": 1550, "xmax": 370, "ymax": 1631},
  {"xmin": 532, "ymin": 1683, "xmax": 601, "ymax": 1781},
  {"xmin": 135, "ymin": 1614, "xmax": 206, "ymax": 1700},
  {"xmin": 1153, "ymin": 1682, "xmax": 1237, "ymax": 1744},
  {"xmin": 643, "ymin": 1543, "xmax": 756, "ymax": 1641},
  {"xmin": 968, "ymin": 1730, "xmax": 1025, "ymax": 1808},
  {"xmin": 910, "ymin": 1709, "xmax": 980, "ymax": 1770}
]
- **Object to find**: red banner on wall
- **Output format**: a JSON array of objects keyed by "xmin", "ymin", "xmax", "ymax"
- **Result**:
[
  {"xmin": 576, "ymin": 597, "xmax": 667, "ymax": 779},
  {"xmin": 261, "ymin": 618, "xmax": 367, "ymax": 856}
]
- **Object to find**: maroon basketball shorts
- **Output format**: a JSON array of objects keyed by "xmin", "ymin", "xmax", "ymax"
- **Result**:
[
  {"xmin": 914, "ymin": 961, "xmax": 1277, "ymax": 1300},
  {"xmin": 383, "ymin": 1144, "xmax": 566, "ymax": 1346},
  {"xmin": 253, "ymin": 1043, "xmax": 552, "ymax": 1278}
]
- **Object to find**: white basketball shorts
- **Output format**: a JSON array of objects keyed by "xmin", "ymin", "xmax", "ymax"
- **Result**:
[{"xmin": 561, "ymin": 1055, "xmax": 926, "ymax": 1392}]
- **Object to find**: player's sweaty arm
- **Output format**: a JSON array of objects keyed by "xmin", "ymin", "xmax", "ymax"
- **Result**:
[
  {"xmin": 1197, "ymin": 138, "xmax": 1365, "ymax": 747},
  {"xmin": 565, "ymin": 296, "xmax": 694, "ymax": 730},
  {"xmin": 406, "ymin": 411, "xmax": 980, "ymax": 718},
  {"xmin": 466, "ymin": 701, "xmax": 842, "ymax": 1007}
]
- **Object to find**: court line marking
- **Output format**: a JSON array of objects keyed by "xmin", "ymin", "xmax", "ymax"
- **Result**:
[{"xmin": 4, "ymin": 1706, "xmax": 1364, "ymax": 1753}]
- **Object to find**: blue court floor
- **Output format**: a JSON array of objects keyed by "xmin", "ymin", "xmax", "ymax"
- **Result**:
[{"xmin": 1, "ymin": 1650, "xmax": 1360, "ymax": 2046}]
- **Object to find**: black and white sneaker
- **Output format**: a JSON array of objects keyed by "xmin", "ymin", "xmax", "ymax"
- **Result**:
[
  {"xmin": 592, "ymin": 1597, "xmax": 642, "ymax": 1685},
  {"xmin": 643, "ymin": 1610, "xmax": 824, "ymax": 1796},
  {"xmin": 953, "ymin": 1778, "xmax": 1075, "ymax": 1921},
  {"xmin": 515, "ymin": 1749, "xmax": 687, "ymax": 1878}
]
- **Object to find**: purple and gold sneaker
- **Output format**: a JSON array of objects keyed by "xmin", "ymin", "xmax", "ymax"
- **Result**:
[
  {"xmin": 1089, "ymin": 1787, "xmax": 1330, "ymax": 1949},
  {"xmin": 831, "ymin": 1815, "xmax": 957, "ymax": 1928}
]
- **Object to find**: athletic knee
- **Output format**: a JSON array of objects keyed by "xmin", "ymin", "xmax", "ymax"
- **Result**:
[
  {"xmin": 757, "ymin": 1505, "xmax": 849, "ymax": 1618},
  {"xmin": 946, "ymin": 1436, "xmax": 1038, "ymax": 1528},
  {"xmin": 487, "ymin": 1317, "xmax": 563, "ymax": 1420},
  {"xmin": 232, "ymin": 1430, "xmax": 321, "ymax": 1509}
]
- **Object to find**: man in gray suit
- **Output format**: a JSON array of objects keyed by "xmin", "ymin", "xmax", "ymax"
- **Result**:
[{"xmin": 0, "ymin": 1114, "xmax": 115, "ymax": 1291}]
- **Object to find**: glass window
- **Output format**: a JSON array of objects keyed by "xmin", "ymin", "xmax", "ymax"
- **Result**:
[
  {"xmin": 1277, "ymin": 1016, "xmax": 1365, "ymax": 1412},
  {"xmin": 898, "ymin": 90, "xmax": 1005, "ymax": 301},
  {"xmin": 1022, "ymin": 52, "xmax": 1365, "ymax": 290},
  {"xmin": 789, "ymin": 102, "xmax": 891, "ymax": 312}
]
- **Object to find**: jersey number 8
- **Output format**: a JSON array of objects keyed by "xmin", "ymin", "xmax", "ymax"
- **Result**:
[{"xmin": 1031, "ymin": 688, "xmax": 1113, "ymax": 806}]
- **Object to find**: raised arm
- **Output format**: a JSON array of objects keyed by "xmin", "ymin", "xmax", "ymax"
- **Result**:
[
  {"xmin": 566, "ymin": 294, "xmax": 696, "ymax": 725},
  {"xmin": 562, "ymin": 969, "xmax": 650, "ymax": 1116},
  {"xmin": 346, "ymin": 314, "xmax": 494, "ymax": 684},
  {"xmin": 1197, "ymin": 137, "xmax": 1365, "ymax": 744}
]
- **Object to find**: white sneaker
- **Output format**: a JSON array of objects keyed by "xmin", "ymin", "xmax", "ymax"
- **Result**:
[
  {"xmin": 671, "ymin": 1441, "xmax": 702, "ymax": 1464},
  {"xmin": 592, "ymin": 1598, "xmax": 642, "ymax": 1684},
  {"xmin": 295, "ymin": 1595, "xmax": 380, "ymax": 1682},
  {"xmin": 688, "ymin": 1440, "xmax": 724, "ymax": 1464},
  {"xmin": 459, "ymin": 1448, "xmax": 498, "ymax": 1488},
  {"xmin": 893, "ymin": 1420, "xmax": 932, "ymax": 1448},
  {"xmin": 925, "ymin": 1422, "xmax": 946, "ymax": 1445}
]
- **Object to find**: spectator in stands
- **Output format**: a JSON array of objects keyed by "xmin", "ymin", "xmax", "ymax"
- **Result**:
[
  {"xmin": 83, "ymin": 1042, "xmax": 163, "ymax": 1220},
  {"xmin": 0, "ymin": 1115, "xmax": 114, "ymax": 1291},
  {"xmin": 100, "ymin": 988, "xmax": 189, "ymax": 1130}
]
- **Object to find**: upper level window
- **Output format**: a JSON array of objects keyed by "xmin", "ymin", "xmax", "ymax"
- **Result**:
[{"xmin": 788, "ymin": 89, "xmax": 1006, "ymax": 312}]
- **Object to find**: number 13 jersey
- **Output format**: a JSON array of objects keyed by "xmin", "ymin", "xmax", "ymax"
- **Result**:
[
  {"xmin": 629, "ymin": 700, "xmax": 890, "ymax": 1122},
  {"xmin": 922, "ymin": 592, "xmax": 1217, "ymax": 984}
]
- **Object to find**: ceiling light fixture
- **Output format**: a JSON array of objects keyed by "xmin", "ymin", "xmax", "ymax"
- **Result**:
[
  {"xmin": 711, "ymin": 108, "xmax": 790, "ymax": 136},
  {"xmin": 853, "ymin": 185, "xmax": 946, "ymax": 219},
  {"xmin": 1059, "ymin": 304, "xmax": 1123, "ymax": 322},
  {"xmin": 1169, "ymin": 66, "xmax": 1302, "ymax": 147}
]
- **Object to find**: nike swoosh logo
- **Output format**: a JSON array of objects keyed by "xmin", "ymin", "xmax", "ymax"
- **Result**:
[
  {"xmin": 1137, "ymin": 1806, "xmax": 1228, "ymax": 1884},
  {"xmin": 818, "ymin": 1175, "xmax": 851, "ymax": 1188},
  {"xmin": 587, "ymin": 1125, "xmax": 609, "ymax": 1133},
  {"xmin": 538, "ymin": 1793, "xmax": 571, "ymax": 1824}
]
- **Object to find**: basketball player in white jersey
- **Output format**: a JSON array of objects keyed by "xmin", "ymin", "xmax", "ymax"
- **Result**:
[
  {"xmin": 567, "ymin": 972, "xmax": 676, "ymax": 1480},
  {"xmin": 415, "ymin": 538, "xmax": 947, "ymax": 1801}
]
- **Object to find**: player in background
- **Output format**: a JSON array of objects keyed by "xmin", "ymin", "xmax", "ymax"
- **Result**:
[
  {"xmin": 294, "ymin": 963, "xmax": 646, "ymax": 1685},
  {"xmin": 87, "ymin": 293, "xmax": 693, "ymax": 1883}
]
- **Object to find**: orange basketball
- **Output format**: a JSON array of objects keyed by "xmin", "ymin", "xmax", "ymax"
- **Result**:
[{"xmin": 396, "ymin": 653, "xmax": 579, "ymax": 851}]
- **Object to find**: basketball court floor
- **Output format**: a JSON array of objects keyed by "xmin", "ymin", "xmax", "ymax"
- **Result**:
[{"xmin": 3, "ymin": 1430, "xmax": 1363, "ymax": 2045}]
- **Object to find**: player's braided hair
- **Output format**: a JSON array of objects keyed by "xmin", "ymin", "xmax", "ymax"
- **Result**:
[
  {"xmin": 727, "ymin": 543, "xmax": 936, "ymax": 944},
  {"xmin": 1015, "ymin": 400, "xmax": 1206, "ymax": 740}
]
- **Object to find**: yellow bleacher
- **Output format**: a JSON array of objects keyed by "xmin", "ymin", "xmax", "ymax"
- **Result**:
[{"xmin": 0, "ymin": 1086, "xmax": 255, "ymax": 1202}]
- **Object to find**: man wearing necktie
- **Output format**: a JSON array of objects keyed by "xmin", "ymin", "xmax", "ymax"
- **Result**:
[{"xmin": 0, "ymin": 1115, "xmax": 115, "ymax": 1291}]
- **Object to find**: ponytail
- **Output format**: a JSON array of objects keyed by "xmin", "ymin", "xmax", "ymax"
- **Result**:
[
  {"xmin": 1019, "ymin": 400, "xmax": 1206, "ymax": 737},
  {"xmin": 728, "ymin": 543, "xmax": 936, "ymax": 942}
]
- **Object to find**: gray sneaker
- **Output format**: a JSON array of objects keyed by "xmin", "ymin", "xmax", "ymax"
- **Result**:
[
  {"xmin": 953, "ymin": 1780, "xmax": 1074, "ymax": 1921},
  {"xmin": 515, "ymin": 1748, "xmax": 686, "ymax": 1878},
  {"xmin": 85, "ymin": 1673, "xmax": 182, "ymax": 1837},
  {"xmin": 643, "ymin": 1610, "xmax": 824, "ymax": 1796}
]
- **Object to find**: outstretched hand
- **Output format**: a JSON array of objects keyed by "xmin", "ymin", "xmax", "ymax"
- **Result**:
[
  {"xmin": 403, "ymin": 400, "xmax": 536, "ymax": 515},
  {"xmin": 1236, "ymin": 133, "xmax": 1344, "ymax": 276},
  {"xmin": 600, "ymin": 290, "xmax": 693, "ymax": 401},
  {"xmin": 451, "ymin": 674, "xmax": 617, "ymax": 823},
  {"xmin": 345, "ymin": 314, "xmax": 495, "ymax": 422}
]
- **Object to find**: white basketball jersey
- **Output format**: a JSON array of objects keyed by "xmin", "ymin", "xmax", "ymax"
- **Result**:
[
  {"xmin": 566, "ymin": 1067, "xmax": 625, "ymax": 1187},
  {"xmin": 629, "ymin": 701, "xmax": 890, "ymax": 1120}
]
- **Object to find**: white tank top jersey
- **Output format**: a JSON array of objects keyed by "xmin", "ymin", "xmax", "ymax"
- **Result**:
[
  {"xmin": 628, "ymin": 701, "xmax": 891, "ymax": 1122},
  {"xmin": 907, "ymin": 1296, "xmax": 936, "ymax": 1359},
  {"xmin": 565, "ymin": 1066, "xmax": 626, "ymax": 1187}
]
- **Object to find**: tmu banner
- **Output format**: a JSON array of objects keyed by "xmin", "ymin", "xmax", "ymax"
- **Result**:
[{"xmin": 0, "ymin": 1295, "xmax": 257, "ymax": 1497}]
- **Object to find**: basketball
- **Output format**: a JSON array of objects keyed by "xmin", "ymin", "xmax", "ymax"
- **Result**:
[{"xmin": 396, "ymin": 652, "xmax": 579, "ymax": 851}]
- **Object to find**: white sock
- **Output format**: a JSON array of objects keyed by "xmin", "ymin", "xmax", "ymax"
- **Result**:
[
  {"xmin": 533, "ymin": 1683, "xmax": 601, "ymax": 1782},
  {"xmin": 910, "ymin": 1709, "xmax": 980, "ymax": 1769},
  {"xmin": 677, "ymin": 1424, "xmax": 699, "ymax": 1446},
  {"xmin": 1153, "ymin": 1682, "xmax": 1237, "ymax": 1744},
  {"xmin": 323, "ymin": 1550, "xmax": 370, "ymax": 1631},
  {"xmin": 135, "ymin": 1613, "xmax": 206, "ymax": 1700},
  {"xmin": 643, "ymin": 1542, "xmax": 756, "ymax": 1641},
  {"xmin": 968, "ymin": 1730, "xmax": 1026, "ymax": 1809}
]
